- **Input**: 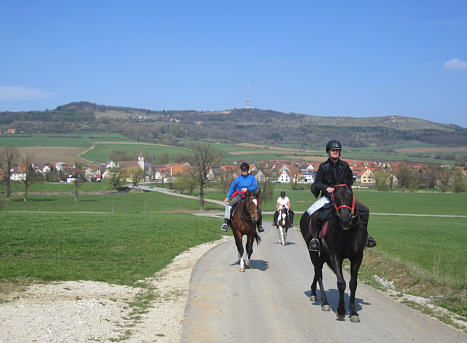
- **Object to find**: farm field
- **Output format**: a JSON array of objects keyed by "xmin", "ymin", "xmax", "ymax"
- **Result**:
[
  {"xmin": 81, "ymin": 142, "xmax": 192, "ymax": 162},
  {"xmin": 1, "ymin": 133, "xmax": 465, "ymax": 164},
  {"xmin": 0, "ymin": 133, "xmax": 132, "ymax": 147},
  {"xmin": 203, "ymin": 185, "xmax": 467, "ymax": 215}
]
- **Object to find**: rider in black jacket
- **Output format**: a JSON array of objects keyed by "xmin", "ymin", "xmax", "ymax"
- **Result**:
[{"xmin": 308, "ymin": 140, "xmax": 376, "ymax": 251}]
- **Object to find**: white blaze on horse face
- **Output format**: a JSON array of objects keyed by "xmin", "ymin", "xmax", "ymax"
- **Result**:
[{"xmin": 252, "ymin": 199, "xmax": 257, "ymax": 206}]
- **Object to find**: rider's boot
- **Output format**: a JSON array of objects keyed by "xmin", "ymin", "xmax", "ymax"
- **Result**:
[
  {"xmin": 220, "ymin": 219, "xmax": 230, "ymax": 232},
  {"xmin": 366, "ymin": 236, "xmax": 376, "ymax": 248},
  {"xmin": 221, "ymin": 205, "xmax": 232, "ymax": 232},
  {"xmin": 308, "ymin": 218, "xmax": 321, "ymax": 251},
  {"xmin": 257, "ymin": 210, "xmax": 264, "ymax": 232}
]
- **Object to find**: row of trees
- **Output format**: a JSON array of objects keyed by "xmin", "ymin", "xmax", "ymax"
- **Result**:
[{"xmin": 374, "ymin": 167, "xmax": 466, "ymax": 192}]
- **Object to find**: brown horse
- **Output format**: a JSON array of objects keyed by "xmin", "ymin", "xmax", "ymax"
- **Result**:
[{"xmin": 231, "ymin": 191, "xmax": 261, "ymax": 272}]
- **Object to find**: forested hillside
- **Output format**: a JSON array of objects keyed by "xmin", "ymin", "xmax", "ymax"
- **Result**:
[{"xmin": 1, "ymin": 101, "xmax": 466, "ymax": 148}]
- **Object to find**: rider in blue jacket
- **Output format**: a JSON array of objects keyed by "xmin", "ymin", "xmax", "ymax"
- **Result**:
[{"xmin": 220, "ymin": 162, "xmax": 264, "ymax": 232}]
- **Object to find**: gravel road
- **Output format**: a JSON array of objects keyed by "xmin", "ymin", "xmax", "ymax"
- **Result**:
[{"xmin": 182, "ymin": 223, "xmax": 465, "ymax": 343}]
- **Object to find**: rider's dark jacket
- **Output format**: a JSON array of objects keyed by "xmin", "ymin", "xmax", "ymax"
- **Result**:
[{"xmin": 311, "ymin": 158, "xmax": 354, "ymax": 198}]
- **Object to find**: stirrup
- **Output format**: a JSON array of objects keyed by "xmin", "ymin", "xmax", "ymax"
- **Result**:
[{"xmin": 308, "ymin": 238, "xmax": 320, "ymax": 251}]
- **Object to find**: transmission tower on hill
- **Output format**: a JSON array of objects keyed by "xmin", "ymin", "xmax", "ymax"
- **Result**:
[{"xmin": 246, "ymin": 83, "xmax": 250, "ymax": 109}]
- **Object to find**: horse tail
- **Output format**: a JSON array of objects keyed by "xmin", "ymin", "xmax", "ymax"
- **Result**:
[{"xmin": 254, "ymin": 231, "xmax": 261, "ymax": 245}]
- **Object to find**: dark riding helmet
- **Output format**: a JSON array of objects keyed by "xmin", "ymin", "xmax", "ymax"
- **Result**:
[
  {"xmin": 280, "ymin": 191, "xmax": 286, "ymax": 197},
  {"xmin": 326, "ymin": 140, "xmax": 342, "ymax": 154},
  {"xmin": 240, "ymin": 162, "xmax": 250, "ymax": 172}
]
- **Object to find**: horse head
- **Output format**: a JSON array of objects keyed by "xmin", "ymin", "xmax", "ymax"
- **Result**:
[
  {"xmin": 331, "ymin": 184, "xmax": 355, "ymax": 231},
  {"xmin": 279, "ymin": 205, "xmax": 289, "ymax": 227},
  {"xmin": 244, "ymin": 191, "xmax": 260, "ymax": 224}
]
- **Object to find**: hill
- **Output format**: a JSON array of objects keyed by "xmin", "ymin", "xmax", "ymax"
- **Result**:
[{"xmin": 1, "ymin": 101, "xmax": 466, "ymax": 149}]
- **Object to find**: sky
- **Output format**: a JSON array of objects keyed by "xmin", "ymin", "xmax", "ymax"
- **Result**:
[{"xmin": 1, "ymin": 1, "xmax": 466, "ymax": 127}]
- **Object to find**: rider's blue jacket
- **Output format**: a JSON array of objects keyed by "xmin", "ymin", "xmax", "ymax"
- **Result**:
[{"xmin": 226, "ymin": 174, "xmax": 258, "ymax": 198}]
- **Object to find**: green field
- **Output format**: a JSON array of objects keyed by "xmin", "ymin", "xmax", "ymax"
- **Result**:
[
  {"xmin": 204, "ymin": 185, "xmax": 467, "ymax": 215},
  {"xmin": 0, "ymin": 133, "xmax": 132, "ymax": 147},
  {"xmin": 1, "ymin": 191, "xmax": 222, "ymax": 213},
  {"xmin": 0, "ymin": 212, "xmax": 222, "ymax": 285},
  {"xmin": 81, "ymin": 143, "xmax": 192, "ymax": 162}
]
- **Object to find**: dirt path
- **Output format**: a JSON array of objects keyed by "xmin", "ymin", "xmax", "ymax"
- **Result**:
[{"xmin": 182, "ymin": 224, "xmax": 465, "ymax": 343}]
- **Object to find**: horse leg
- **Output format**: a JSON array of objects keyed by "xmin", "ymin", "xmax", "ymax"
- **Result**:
[
  {"xmin": 332, "ymin": 255, "xmax": 346, "ymax": 318},
  {"xmin": 234, "ymin": 231, "xmax": 245, "ymax": 272},
  {"xmin": 245, "ymin": 233, "xmax": 254, "ymax": 269},
  {"xmin": 316, "ymin": 260, "xmax": 330, "ymax": 311},
  {"xmin": 349, "ymin": 254, "xmax": 363, "ymax": 323},
  {"xmin": 279, "ymin": 226, "xmax": 285, "ymax": 246}
]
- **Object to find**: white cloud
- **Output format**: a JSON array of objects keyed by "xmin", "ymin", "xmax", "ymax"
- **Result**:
[
  {"xmin": 0, "ymin": 85, "xmax": 55, "ymax": 101},
  {"xmin": 443, "ymin": 58, "xmax": 467, "ymax": 70}
]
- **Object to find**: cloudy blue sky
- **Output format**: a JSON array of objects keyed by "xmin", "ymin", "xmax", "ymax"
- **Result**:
[{"xmin": 1, "ymin": 1, "xmax": 466, "ymax": 127}]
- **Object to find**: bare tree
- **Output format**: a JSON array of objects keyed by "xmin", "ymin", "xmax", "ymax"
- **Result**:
[
  {"xmin": 22, "ymin": 153, "xmax": 36, "ymax": 202},
  {"xmin": 188, "ymin": 144, "xmax": 221, "ymax": 209},
  {"xmin": 72, "ymin": 161, "xmax": 85, "ymax": 202},
  {"xmin": 0, "ymin": 147, "xmax": 20, "ymax": 200}
]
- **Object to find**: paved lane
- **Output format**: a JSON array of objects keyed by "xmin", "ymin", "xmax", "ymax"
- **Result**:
[{"xmin": 182, "ymin": 223, "xmax": 465, "ymax": 343}]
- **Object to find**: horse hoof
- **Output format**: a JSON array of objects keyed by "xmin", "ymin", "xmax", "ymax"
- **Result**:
[
  {"xmin": 310, "ymin": 296, "xmax": 316, "ymax": 302},
  {"xmin": 239, "ymin": 267, "xmax": 245, "ymax": 272},
  {"xmin": 350, "ymin": 315, "xmax": 360, "ymax": 323},
  {"xmin": 321, "ymin": 305, "xmax": 331, "ymax": 311},
  {"xmin": 281, "ymin": 242, "xmax": 286, "ymax": 246}
]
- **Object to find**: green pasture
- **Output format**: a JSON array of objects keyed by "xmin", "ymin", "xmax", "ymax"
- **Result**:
[
  {"xmin": 0, "ymin": 212, "xmax": 222, "ymax": 285},
  {"xmin": 82, "ymin": 143, "xmax": 192, "ymax": 163},
  {"xmin": 2, "ymin": 191, "xmax": 223, "ymax": 213},
  {"xmin": 204, "ymin": 185, "xmax": 467, "ymax": 215},
  {"xmin": 0, "ymin": 133, "xmax": 132, "ymax": 147},
  {"xmin": 367, "ymin": 216, "xmax": 466, "ymax": 287},
  {"xmin": 1, "ymin": 181, "xmax": 114, "ymax": 194}
]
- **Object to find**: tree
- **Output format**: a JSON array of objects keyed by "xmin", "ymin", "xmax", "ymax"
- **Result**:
[
  {"xmin": 173, "ymin": 173, "xmax": 198, "ymax": 195},
  {"xmin": 259, "ymin": 179, "xmax": 274, "ymax": 202},
  {"xmin": 72, "ymin": 161, "xmax": 85, "ymax": 202},
  {"xmin": 107, "ymin": 166, "xmax": 123, "ymax": 189},
  {"xmin": 218, "ymin": 167, "xmax": 235, "ymax": 194},
  {"xmin": 157, "ymin": 152, "xmax": 170, "ymax": 164},
  {"xmin": 374, "ymin": 170, "xmax": 390, "ymax": 191},
  {"xmin": 22, "ymin": 153, "xmax": 36, "ymax": 202},
  {"xmin": 0, "ymin": 147, "xmax": 20, "ymax": 200},
  {"xmin": 453, "ymin": 169, "xmax": 466, "ymax": 193},
  {"xmin": 129, "ymin": 167, "xmax": 144, "ymax": 186},
  {"xmin": 188, "ymin": 144, "xmax": 221, "ymax": 209}
]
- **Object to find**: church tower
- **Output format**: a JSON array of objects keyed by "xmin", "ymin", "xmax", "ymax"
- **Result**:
[{"xmin": 138, "ymin": 150, "xmax": 144, "ymax": 170}]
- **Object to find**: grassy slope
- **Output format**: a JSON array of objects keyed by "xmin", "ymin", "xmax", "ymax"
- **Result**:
[{"xmin": 0, "ymin": 212, "xmax": 222, "ymax": 285}]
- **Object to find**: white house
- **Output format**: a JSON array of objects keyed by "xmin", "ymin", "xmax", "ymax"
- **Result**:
[
  {"xmin": 278, "ymin": 170, "xmax": 291, "ymax": 183},
  {"xmin": 303, "ymin": 171, "xmax": 314, "ymax": 183}
]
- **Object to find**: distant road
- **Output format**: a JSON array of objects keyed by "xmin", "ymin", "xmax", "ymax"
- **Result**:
[{"xmin": 181, "ymin": 225, "xmax": 465, "ymax": 343}]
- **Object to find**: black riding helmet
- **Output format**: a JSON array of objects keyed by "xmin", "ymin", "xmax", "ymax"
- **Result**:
[
  {"xmin": 326, "ymin": 140, "xmax": 342, "ymax": 154},
  {"xmin": 280, "ymin": 191, "xmax": 286, "ymax": 197},
  {"xmin": 240, "ymin": 162, "xmax": 249, "ymax": 172}
]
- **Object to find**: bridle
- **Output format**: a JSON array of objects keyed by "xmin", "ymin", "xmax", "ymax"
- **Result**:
[
  {"xmin": 331, "ymin": 184, "xmax": 356, "ymax": 217},
  {"xmin": 239, "ymin": 194, "xmax": 259, "ymax": 223}
]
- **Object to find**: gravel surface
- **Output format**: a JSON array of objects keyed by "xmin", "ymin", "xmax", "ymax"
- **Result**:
[{"xmin": 0, "ymin": 237, "xmax": 229, "ymax": 343}]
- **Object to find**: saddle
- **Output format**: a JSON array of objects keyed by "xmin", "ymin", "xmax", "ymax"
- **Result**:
[{"xmin": 308, "ymin": 216, "xmax": 329, "ymax": 239}]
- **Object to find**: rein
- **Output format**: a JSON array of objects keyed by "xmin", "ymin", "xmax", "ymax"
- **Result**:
[{"xmin": 331, "ymin": 184, "xmax": 356, "ymax": 214}]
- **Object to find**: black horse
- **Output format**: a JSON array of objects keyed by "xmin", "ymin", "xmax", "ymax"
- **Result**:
[{"xmin": 300, "ymin": 184, "xmax": 368, "ymax": 322}]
